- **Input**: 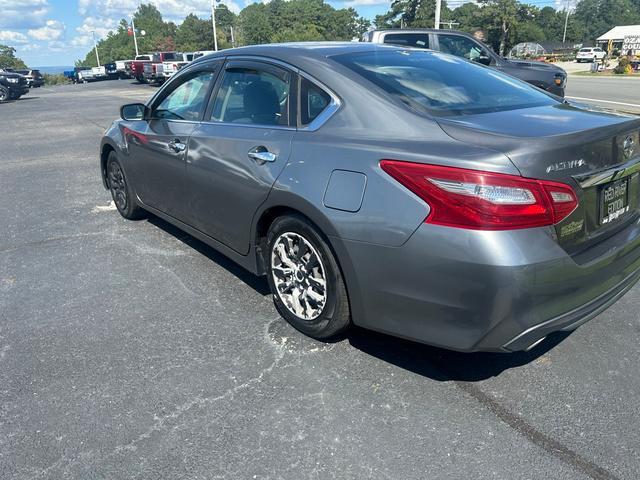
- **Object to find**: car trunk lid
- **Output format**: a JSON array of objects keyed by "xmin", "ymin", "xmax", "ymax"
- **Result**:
[{"xmin": 435, "ymin": 103, "xmax": 640, "ymax": 254}]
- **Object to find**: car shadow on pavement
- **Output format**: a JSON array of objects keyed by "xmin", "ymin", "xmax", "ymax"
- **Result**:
[
  {"xmin": 347, "ymin": 327, "xmax": 572, "ymax": 382},
  {"xmin": 146, "ymin": 213, "xmax": 570, "ymax": 381},
  {"xmin": 146, "ymin": 215, "xmax": 271, "ymax": 296}
]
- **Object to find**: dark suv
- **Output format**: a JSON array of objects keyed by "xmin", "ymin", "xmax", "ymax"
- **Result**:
[
  {"xmin": 0, "ymin": 70, "xmax": 29, "ymax": 101},
  {"xmin": 363, "ymin": 29, "xmax": 567, "ymax": 97},
  {"xmin": 16, "ymin": 69, "xmax": 44, "ymax": 88}
]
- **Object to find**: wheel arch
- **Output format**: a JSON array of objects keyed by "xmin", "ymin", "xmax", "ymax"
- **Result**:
[{"xmin": 253, "ymin": 200, "xmax": 358, "ymax": 328}]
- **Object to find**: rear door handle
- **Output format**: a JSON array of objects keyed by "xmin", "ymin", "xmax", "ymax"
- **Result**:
[
  {"xmin": 168, "ymin": 139, "xmax": 187, "ymax": 153},
  {"xmin": 248, "ymin": 146, "xmax": 277, "ymax": 164}
]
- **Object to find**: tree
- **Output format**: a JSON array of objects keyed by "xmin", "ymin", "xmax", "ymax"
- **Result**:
[
  {"xmin": 478, "ymin": 0, "xmax": 520, "ymax": 55},
  {"xmin": 375, "ymin": 0, "xmax": 450, "ymax": 29},
  {"xmin": 0, "ymin": 45, "xmax": 27, "ymax": 69}
]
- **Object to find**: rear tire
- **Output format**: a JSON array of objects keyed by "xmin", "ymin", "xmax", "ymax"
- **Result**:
[
  {"xmin": 106, "ymin": 152, "xmax": 146, "ymax": 220},
  {"xmin": 266, "ymin": 215, "xmax": 351, "ymax": 340}
]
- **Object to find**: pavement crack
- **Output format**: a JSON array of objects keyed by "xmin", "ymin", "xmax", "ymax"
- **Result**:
[{"xmin": 454, "ymin": 380, "xmax": 621, "ymax": 480}]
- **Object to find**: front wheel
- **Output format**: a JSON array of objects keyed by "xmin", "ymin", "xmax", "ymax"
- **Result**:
[
  {"xmin": 266, "ymin": 215, "xmax": 351, "ymax": 340},
  {"xmin": 106, "ymin": 152, "xmax": 146, "ymax": 220},
  {"xmin": 0, "ymin": 86, "xmax": 9, "ymax": 102}
]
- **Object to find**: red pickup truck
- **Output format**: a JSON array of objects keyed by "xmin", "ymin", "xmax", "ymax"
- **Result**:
[{"xmin": 126, "ymin": 52, "xmax": 180, "ymax": 83}]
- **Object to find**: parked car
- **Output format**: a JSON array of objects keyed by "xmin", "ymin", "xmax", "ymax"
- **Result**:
[
  {"xmin": 0, "ymin": 69, "xmax": 29, "ymax": 101},
  {"xmin": 115, "ymin": 60, "xmax": 133, "ymax": 79},
  {"xmin": 100, "ymin": 43, "xmax": 640, "ymax": 352},
  {"xmin": 576, "ymin": 47, "xmax": 607, "ymax": 62},
  {"xmin": 363, "ymin": 29, "xmax": 568, "ymax": 97},
  {"xmin": 129, "ymin": 52, "xmax": 181, "ymax": 83},
  {"xmin": 15, "ymin": 69, "xmax": 44, "ymax": 88},
  {"xmin": 158, "ymin": 59, "xmax": 190, "ymax": 80}
]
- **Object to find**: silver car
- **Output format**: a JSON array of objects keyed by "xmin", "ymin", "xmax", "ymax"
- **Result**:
[{"xmin": 100, "ymin": 43, "xmax": 640, "ymax": 352}]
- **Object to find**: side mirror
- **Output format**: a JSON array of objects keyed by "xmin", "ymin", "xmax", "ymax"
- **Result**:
[
  {"xmin": 475, "ymin": 54, "xmax": 492, "ymax": 66},
  {"xmin": 121, "ymin": 103, "xmax": 147, "ymax": 121}
]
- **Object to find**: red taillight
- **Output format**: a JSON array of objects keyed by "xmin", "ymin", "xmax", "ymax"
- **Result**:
[{"xmin": 380, "ymin": 160, "xmax": 578, "ymax": 230}]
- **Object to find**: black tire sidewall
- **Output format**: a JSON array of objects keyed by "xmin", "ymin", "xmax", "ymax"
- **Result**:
[
  {"xmin": 266, "ymin": 215, "xmax": 348, "ymax": 339},
  {"xmin": 106, "ymin": 153, "xmax": 143, "ymax": 220},
  {"xmin": 0, "ymin": 86, "xmax": 9, "ymax": 102}
]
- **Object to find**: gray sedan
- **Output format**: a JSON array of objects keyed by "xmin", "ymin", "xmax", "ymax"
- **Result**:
[{"xmin": 100, "ymin": 43, "xmax": 640, "ymax": 352}]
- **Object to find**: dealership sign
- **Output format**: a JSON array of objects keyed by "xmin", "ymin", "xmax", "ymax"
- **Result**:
[{"xmin": 622, "ymin": 35, "xmax": 640, "ymax": 54}]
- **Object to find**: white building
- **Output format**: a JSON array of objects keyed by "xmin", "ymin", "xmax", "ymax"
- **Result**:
[{"xmin": 596, "ymin": 25, "xmax": 640, "ymax": 54}]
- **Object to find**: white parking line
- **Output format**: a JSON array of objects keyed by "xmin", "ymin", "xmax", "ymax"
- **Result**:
[{"xmin": 566, "ymin": 96, "xmax": 640, "ymax": 108}]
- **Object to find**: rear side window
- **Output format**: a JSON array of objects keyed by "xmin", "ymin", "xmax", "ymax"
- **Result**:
[
  {"xmin": 383, "ymin": 33, "xmax": 430, "ymax": 49},
  {"xmin": 210, "ymin": 67, "xmax": 290, "ymax": 126},
  {"xmin": 300, "ymin": 77, "xmax": 331, "ymax": 125},
  {"xmin": 332, "ymin": 49, "xmax": 557, "ymax": 116}
]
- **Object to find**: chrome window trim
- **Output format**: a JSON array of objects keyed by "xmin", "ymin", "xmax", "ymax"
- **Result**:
[
  {"xmin": 198, "ymin": 120, "xmax": 296, "ymax": 131},
  {"xmin": 297, "ymin": 71, "xmax": 342, "ymax": 132}
]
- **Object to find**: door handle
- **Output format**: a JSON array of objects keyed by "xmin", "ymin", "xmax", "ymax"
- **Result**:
[
  {"xmin": 168, "ymin": 138, "xmax": 187, "ymax": 153},
  {"xmin": 248, "ymin": 146, "xmax": 277, "ymax": 164}
]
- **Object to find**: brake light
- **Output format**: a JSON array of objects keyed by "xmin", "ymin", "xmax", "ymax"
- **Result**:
[{"xmin": 380, "ymin": 160, "xmax": 578, "ymax": 230}]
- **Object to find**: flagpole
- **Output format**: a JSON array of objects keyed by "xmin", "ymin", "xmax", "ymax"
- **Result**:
[
  {"xmin": 131, "ymin": 16, "xmax": 139, "ymax": 57},
  {"xmin": 211, "ymin": 0, "xmax": 218, "ymax": 51}
]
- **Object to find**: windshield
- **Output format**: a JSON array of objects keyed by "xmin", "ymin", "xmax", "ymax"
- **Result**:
[
  {"xmin": 332, "ymin": 49, "xmax": 558, "ymax": 116},
  {"xmin": 579, "ymin": 48, "xmax": 592, "ymax": 52}
]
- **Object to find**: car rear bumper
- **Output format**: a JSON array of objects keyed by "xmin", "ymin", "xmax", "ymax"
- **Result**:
[{"xmin": 333, "ymin": 219, "xmax": 640, "ymax": 352}]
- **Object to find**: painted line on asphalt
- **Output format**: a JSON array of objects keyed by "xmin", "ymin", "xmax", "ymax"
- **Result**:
[{"xmin": 566, "ymin": 96, "xmax": 640, "ymax": 108}]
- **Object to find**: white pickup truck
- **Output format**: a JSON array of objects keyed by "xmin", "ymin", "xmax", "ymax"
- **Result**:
[{"xmin": 152, "ymin": 53, "xmax": 195, "ymax": 83}]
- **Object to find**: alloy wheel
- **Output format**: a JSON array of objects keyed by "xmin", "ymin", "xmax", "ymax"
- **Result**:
[
  {"xmin": 108, "ymin": 161, "xmax": 128, "ymax": 211},
  {"xmin": 270, "ymin": 232, "xmax": 327, "ymax": 320}
]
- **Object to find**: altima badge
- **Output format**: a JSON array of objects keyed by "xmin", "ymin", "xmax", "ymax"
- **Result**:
[
  {"xmin": 623, "ymin": 135, "xmax": 635, "ymax": 160},
  {"xmin": 546, "ymin": 159, "xmax": 586, "ymax": 173}
]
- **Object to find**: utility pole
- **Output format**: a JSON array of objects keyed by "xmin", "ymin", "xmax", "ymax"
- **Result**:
[
  {"xmin": 131, "ymin": 16, "xmax": 139, "ymax": 57},
  {"xmin": 230, "ymin": 26, "xmax": 235, "ymax": 48},
  {"xmin": 211, "ymin": 0, "xmax": 218, "ymax": 51},
  {"xmin": 562, "ymin": 0, "xmax": 570, "ymax": 43},
  {"xmin": 434, "ymin": 0, "xmax": 442, "ymax": 30},
  {"xmin": 91, "ymin": 31, "xmax": 101, "ymax": 66}
]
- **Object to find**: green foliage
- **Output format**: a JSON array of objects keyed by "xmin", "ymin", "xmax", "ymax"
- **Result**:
[
  {"xmin": 0, "ymin": 44, "xmax": 27, "ymax": 69},
  {"xmin": 43, "ymin": 73, "xmax": 69, "ymax": 85},
  {"xmin": 237, "ymin": 0, "xmax": 369, "ymax": 45},
  {"xmin": 375, "ymin": 0, "xmax": 450, "ymax": 29},
  {"xmin": 614, "ymin": 57, "xmax": 633, "ymax": 74}
]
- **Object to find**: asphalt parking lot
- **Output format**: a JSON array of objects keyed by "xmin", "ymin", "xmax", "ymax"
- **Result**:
[{"xmin": 1, "ymin": 80, "xmax": 640, "ymax": 480}]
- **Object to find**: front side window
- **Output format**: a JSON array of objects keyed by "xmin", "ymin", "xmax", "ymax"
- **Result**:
[
  {"xmin": 300, "ymin": 77, "xmax": 331, "ymax": 125},
  {"xmin": 383, "ymin": 33, "xmax": 430, "ymax": 49},
  {"xmin": 153, "ymin": 71, "xmax": 215, "ymax": 121},
  {"xmin": 332, "ymin": 49, "xmax": 557, "ymax": 116},
  {"xmin": 438, "ymin": 34, "xmax": 485, "ymax": 62},
  {"xmin": 211, "ymin": 67, "xmax": 290, "ymax": 126}
]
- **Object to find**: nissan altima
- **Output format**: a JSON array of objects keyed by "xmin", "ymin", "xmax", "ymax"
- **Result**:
[{"xmin": 100, "ymin": 43, "xmax": 640, "ymax": 352}]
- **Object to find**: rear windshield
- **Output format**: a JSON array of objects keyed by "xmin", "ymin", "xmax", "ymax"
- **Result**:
[
  {"xmin": 163, "ymin": 53, "xmax": 178, "ymax": 61},
  {"xmin": 579, "ymin": 48, "xmax": 592, "ymax": 52},
  {"xmin": 332, "ymin": 49, "xmax": 557, "ymax": 116}
]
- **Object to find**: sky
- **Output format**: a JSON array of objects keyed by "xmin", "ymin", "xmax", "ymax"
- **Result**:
[
  {"xmin": 1, "ymin": 0, "xmax": 567, "ymax": 66},
  {"xmin": 0, "ymin": 0, "xmax": 394, "ymax": 66}
]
